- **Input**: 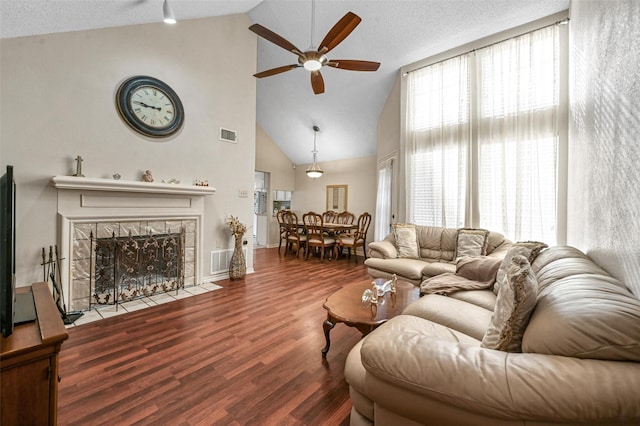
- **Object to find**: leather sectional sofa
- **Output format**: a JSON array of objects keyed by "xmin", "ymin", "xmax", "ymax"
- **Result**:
[
  {"xmin": 345, "ymin": 245, "xmax": 640, "ymax": 425},
  {"xmin": 364, "ymin": 225, "xmax": 512, "ymax": 285}
]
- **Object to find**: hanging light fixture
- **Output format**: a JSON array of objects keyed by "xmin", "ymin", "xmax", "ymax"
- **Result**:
[
  {"xmin": 163, "ymin": 0, "xmax": 176, "ymax": 24},
  {"xmin": 306, "ymin": 126, "xmax": 324, "ymax": 178}
]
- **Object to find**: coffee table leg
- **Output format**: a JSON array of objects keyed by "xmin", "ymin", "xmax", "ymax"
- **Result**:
[{"xmin": 322, "ymin": 317, "xmax": 335, "ymax": 358}]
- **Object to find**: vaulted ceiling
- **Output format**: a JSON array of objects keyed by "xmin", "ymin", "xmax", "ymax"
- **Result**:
[{"xmin": 0, "ymin": 0, "xmax": 569, "ymax": 164}]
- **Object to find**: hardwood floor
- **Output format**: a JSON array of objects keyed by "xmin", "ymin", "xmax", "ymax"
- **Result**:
[{"xmin": 58, "ymin": 248, "xmax": 370, "ymax": 425}]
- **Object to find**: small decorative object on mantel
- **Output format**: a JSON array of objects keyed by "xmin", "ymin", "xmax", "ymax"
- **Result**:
[
  {"xmin": 162, "ymin": 178, "xmax": 180, "ymax": 184},
  {"xmin": 112, "ymin": 173, "xmax": 121, "ymax": 180},
  {"xmin": 194, "ymin": 179, "xmax": 209, "ymax": 187},
  {"xmin": 142, "ymin": 170, "xmax": 154, "ymax": 182},
  {"xmin": 72, "ymin": 155, "xmax": 84, "ymax": 177},
  {"xmin": 226, "ymin": 215, "xmax": 247, "ymax": 280}
]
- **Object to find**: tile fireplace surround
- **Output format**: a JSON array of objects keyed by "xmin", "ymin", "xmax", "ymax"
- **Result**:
[{"xmin": 52, "ymin": 176, "xmax": 215, "ymax": 312}]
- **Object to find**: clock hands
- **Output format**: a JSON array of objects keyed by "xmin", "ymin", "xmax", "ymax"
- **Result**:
[{"xmin": 133, "ymin": 100, "xmax": 161, "ymax": 111}]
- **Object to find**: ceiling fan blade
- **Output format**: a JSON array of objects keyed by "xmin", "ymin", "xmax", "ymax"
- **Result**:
[
  {"xmin": 318, "ymin": 12, "xmax": 361, "ymax": 54},
  {"xmin": 326, "ymin": 60, "xmax": 380, "ymax": 72},
  {"xmin": 311, "ymin": 71, "xmax": 325, "ymax": 95},
  {"xmin": 249, "ymin": 23, "xmax": 302, "ymax": 55},
  {"xmin": 254, "ymin": 65, "xmax": 300, "ymax": 78}
]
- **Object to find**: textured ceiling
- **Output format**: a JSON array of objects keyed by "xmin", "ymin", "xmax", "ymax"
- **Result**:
[{"xmin": 0, "ymin": 0, "xmax": 569, "ymax": 165}]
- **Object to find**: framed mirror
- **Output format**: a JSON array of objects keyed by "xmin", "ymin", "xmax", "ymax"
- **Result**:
[{"xmin": 326, "ymin": 185, "xmax": 348, "ymax": 212}]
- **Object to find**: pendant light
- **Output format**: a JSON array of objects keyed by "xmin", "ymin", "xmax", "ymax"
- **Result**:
[
  {"xmin": 163, "ymin": 0, "xmax": 176, "ymax": 24},
  {"xmin": 306, "ymin": 126, "xmax": 324, "ymax": 178}
]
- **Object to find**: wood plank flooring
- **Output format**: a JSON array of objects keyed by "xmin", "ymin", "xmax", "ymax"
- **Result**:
[{"xmin": 58, "ymin": 248, "xmax": 370, "ymax": 425}]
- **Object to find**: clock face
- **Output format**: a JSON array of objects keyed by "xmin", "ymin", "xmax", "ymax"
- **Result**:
[
  {"xmin": 116, "ymin": 76, "xmax": 184, "ymax": 138},
  {"xmin": 129, "ymin": 86, "xmax": 176, "ymax": 129}
]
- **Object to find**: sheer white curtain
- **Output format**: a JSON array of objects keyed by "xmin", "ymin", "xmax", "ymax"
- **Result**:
[
  {"xmin": 476, "ymin": 25, "xmax": 560, "ymax": 243},
  {"xmin": 374, "ymin": 158, "xmax": 393, "ymax": 240},
  {"xmin": 405, "ymin": 55, "xmax": 470, "ymax": 227}
]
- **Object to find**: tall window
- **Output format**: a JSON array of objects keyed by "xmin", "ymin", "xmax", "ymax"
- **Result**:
[
  {"xmin": 405, "ymin": 24, "xmax": 561, "ymax": 244},
  {"xmin": 374, "ymin": 158, "xmax": 393, "ymax": 240},
  {"xmin": 406, "ymin": 56, "xmax": 469, "ymax": 228},
  {"xmin": 476, "ymin": 26, "xmax": 559, "ymax": 243}
]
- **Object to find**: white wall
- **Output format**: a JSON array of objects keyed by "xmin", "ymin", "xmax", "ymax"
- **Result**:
[
  {"xmin": 567, "ymin": 0, "xmax": 640, "ymax": 296},
  {"xmin": 0, "ymin": 15, "xmax": 257, "ymax": 286}
]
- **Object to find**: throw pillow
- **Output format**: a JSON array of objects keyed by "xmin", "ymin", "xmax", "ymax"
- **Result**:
[
  {"xmin": 392, "ymin": 223, "xmax": 419, "ymax": 259},
  {"xmin": 493, "ymin": 241, "xmax": 548, "ymax": 295},
  {"xmin": 481, "ymin": 255, "xmax": 538, "ymax": 352},
  {"xmin": 454, "ymin": 228, "xmax": 489, "ymax": 260}
]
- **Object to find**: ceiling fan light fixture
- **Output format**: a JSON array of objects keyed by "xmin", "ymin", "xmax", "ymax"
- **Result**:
[
  {"xmin": 306, "ymin": 125, "xmax": 324, "ymax": 178},
  {"xmin": 303, "ymin": 59, "xmax": 323, "ymax": 71},
  {"xmin": 163, "ymin": 0, "xmax": 176, "ymax": 24}
]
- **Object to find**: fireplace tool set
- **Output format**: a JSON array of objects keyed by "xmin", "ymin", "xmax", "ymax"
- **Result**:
[{"xmin": 41, "ymin": 245, "xmax": 84, "ymax": 325}]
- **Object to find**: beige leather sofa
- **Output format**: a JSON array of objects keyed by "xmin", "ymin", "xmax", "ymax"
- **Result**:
[
  {"xmin": 345, "ymin": 246, "xmax": 640, "ymax": 425},
  {"xmin": 364, "ymin": 225, "xmax": 512, "ymax": 286}
]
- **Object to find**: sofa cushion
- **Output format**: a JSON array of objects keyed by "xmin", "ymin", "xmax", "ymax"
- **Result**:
[
  {"xmin": 392, "ymin": 223, "xmax": 419, "ymax": 259},
  {"xmin": 454, "ymin": 228, "xmax": 489, "ymax": 259},
  {"xmin": 482, "ymin": 255, "xmax": 538, "ymax": 352},
  {"xmin": 523, "ymin": 274, "xmax": 640, "ymax": 362},
  {"xmin": 403, "ymin": 294, "xmax": 493, "ymax": 340},
  {"xmin": 494, "ymin": 241, "xmax": 548, "ymax": 295},
  {"xmin": 448, "ymin": 290, "xmax": 496, "ymax": 311},
  {"xmin": 365, "ymin": 257, "xmax": 427, "ymax": 280}
]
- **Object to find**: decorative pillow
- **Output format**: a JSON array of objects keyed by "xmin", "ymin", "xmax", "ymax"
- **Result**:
[
  {"xmin": 456, "ymin": 256, "xmax": 502, "ymax": 285},
  {"xmin": 493, "ymin": 241, "xmax": 548, "ymax": 295},
  {"xmin": 392, "ymin": 223, "xmax": 419, "ymax": 259},
  {"xmin": 481, "ymin": 255, "xmax": 538, "ymax": 352},
  {"xmin": 454, "ymin": 228, "xmax": 489, "ymax": 260}
]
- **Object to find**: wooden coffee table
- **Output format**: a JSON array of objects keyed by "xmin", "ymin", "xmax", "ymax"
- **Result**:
[{"xmin": 321, "ymin": 279, "xmax": 420, "ymax": 357}]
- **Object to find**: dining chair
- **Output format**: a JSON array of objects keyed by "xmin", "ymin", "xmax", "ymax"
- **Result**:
[
  {"xmin": 283, "ymin": 211, "xmax": 306, "ymax": 258},
  {"xmin": 336, "ymin": 211, "xmax": 355, "ymax": 225},
  {"xmin": 322, "ymin": 210, "xmax": 337, "ymax": 224},
  {"xmin": 303, "ymin": 211, "xmax": 336, "ymax": 261},
  {"xmin": 334, "ymin": 212, "xmax": 372, "ymax": 264},
  {"xmin": 276, "ymin": 209, "xmax": 288, "ymax": 254}
]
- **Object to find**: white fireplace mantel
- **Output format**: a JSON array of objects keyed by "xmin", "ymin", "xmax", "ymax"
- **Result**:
[
  {"xmin": 51, "ymin": 175, "xmax": 215, "ymax": 311},
  {"xmin": 52, "ymin": 175, "xmax": 215, "ymax": 196}
]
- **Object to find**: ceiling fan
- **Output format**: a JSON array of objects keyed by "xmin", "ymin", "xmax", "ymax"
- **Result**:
[{"xmin": 249, "ymin": 4, "xmax": 380, "ymax": 95}]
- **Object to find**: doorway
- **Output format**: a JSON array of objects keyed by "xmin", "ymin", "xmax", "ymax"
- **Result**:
[{"xmin": 254, "ymin": 171, "xmax": 270, "ymax": 248}]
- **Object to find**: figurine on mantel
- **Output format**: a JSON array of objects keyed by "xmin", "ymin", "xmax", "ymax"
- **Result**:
[
  {"xmin": 72, "ymin": 155, "xmax": 84, "ymax": 177},
  {"xmin": 142, "ymin": 170, "xmax": 153, "ymax": 182}
]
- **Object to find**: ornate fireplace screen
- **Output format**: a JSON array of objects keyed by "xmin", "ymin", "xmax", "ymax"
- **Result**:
[{"xmin": 90, "ymin": 230, "xmax": 184, "ymax": 307}]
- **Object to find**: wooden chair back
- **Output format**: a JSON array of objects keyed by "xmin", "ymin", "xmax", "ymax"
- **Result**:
[
  {"xmin": 356, "ymin": 212, "xmax": 372, "ymax": 241},
  {"xmin": 276, "ymin": 209, "xmax": 288, "ymax": 253},
  {"xmin": 336, "ymin": 211, "xmax": 355, "ymax": 224},
  {"xmin": 283, "ymin": 211, "xmax": 306, "ymax": 257},
  {"xmin": 322, "ymin": 211, "xmax": 337, "ymax": 224},
  {"xmin": 303, "ymin": 211, "xmax": 335, "ymax": 261}
]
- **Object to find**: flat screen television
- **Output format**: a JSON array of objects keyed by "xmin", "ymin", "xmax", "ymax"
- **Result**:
[{"xmin": 1, "ymin": 165, "xmax": 16, "ymax": 337}]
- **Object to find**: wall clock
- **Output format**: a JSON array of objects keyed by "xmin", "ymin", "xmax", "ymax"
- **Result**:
[{"xmin": 116, "ymin": 75, "xmax": 184, "ymax": 138}]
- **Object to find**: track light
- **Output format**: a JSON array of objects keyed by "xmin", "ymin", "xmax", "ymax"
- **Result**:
[{"xmin": 163, "ymin": 0, "xmax": 176, "ymax": 24}]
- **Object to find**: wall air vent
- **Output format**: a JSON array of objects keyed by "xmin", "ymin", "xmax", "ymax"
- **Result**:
[{"xmin": 220, "ymin": 128, "xmax": 237, "ymax": 143}]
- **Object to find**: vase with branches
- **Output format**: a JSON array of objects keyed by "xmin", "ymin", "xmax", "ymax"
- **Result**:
[{"xmin": 226, "ymin": 215, "xmax": 247, "ymax": 280}]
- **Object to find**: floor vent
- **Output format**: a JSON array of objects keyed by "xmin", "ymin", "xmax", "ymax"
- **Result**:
[
  {"xmin": 220, "ymin": 128, "xmax": 237, "ymax": 143},
  {"xmin": 210, "ymin": 247, "xmax": 247, "ymax": 274}
]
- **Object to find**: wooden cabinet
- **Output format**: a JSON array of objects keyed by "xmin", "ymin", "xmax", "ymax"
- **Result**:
[{"xmin": 1, "ymin": 282, "xmax": 68, "ymax": 426}]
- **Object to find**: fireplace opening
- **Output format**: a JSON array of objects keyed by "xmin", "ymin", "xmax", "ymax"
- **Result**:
[{"xmin": 90, "ymin": 230, "xmax": 185, "ymax": 307}]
